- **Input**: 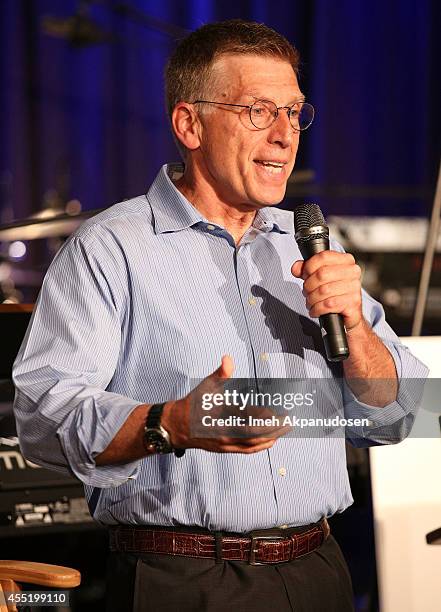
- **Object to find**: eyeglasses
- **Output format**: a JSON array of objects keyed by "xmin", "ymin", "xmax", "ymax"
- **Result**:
[{"xmin": 192, "ymin": 99, "xmax": 314, "ymax": 132}]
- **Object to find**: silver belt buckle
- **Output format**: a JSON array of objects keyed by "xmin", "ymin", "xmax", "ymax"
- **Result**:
[{"xmin": 249, "ymin": 533, "xmax": 286, "ymax": 565}]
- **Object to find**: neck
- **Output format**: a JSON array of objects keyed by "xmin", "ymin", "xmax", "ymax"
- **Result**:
[{"xmin": 173, "ymin": 162, "xmax": 257, "ymax": 245}]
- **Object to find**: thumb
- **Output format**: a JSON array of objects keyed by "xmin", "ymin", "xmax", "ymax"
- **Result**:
[
  {"xmin": 291, "ymin": 260, "xmax": 305, "ymax": 278},
  {"xmin": 214, "ymin": 354, "xmax": 234, "ymax": 379}
]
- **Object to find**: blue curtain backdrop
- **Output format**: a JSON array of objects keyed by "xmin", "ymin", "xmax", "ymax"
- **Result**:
[{"xmin": 0, "ymin": 0, "xmax": 440, "ymax": 221}]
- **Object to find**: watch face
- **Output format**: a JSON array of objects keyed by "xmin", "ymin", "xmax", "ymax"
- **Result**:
[{"xmin": 144, "ymin": 429, "xmax": 172, "ymax": 454}]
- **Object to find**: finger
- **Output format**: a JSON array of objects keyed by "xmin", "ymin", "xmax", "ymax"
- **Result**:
[
  {"xmin": 193, "ymin": 426, "xmax": 291, "ymax": 452},
  {"xmin": 299, "ymin": 252, "xmax": 356, "ymax": 279},
  {"xmin": 241, "ymin": 407, "xmax": 282, "ymax": 420},
  {"xmin": 308, "ymin": 293, "xmax": 362, "ymax": 319},
  {"xmin": 193, "ymin": 436, "xmax": 275, "ymax": 453},
  {"xmin": 218, "ymin": 439, "xmax": 276, "ymax": 453},
  {"xmin": 228, "ymin": 425, "xmax": 292, "ymax": 445},
  {"xmin": 302, "ymin": 263, "xmax": 361, "ymax": 294},
  {"xmin": 235, "ymin": 440, "xmax": 277, "ymax": 453},
  {"xmin": 305, "ymin": 279, "xmax": 361, "ymax": 310},
  {"xmin": 204, "ymin": 425, "xmax": 288, "ymax": 448}
]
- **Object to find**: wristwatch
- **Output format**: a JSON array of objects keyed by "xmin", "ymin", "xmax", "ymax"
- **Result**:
[{"xmin": 143, "ymin": 403, "xmax": 185, "ymax": 457}]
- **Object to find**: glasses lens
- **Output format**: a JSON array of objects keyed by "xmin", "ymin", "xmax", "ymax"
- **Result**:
[
  {"xmin": 249, "ymin": 100, "xmax": 278, "ymax": 129},
  {"xmin": 289, "ymin": 102, "xmax": 314, "ymax": 131}
]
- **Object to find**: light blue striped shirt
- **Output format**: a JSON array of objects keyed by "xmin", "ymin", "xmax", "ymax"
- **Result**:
[{"xmin": 13, "ymin": 164, "xmax": 427, "ymax": 531}]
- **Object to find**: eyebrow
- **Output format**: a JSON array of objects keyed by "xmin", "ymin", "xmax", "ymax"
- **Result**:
[{"xmin": 244, "ymin": 92, "xmax": 306, "ymax": 105}]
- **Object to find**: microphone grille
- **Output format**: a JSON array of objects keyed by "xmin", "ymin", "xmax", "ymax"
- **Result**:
[{"xmin": 294, "ymin": 204, "xmax": 326, "ymax": 232}]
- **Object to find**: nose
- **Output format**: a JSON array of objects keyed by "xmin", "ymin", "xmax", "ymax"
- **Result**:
[{"xmin": 267, "ymin": 109, "xmax": 296, "ymax": 148}]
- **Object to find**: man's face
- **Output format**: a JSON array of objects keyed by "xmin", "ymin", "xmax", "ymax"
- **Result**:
[{"xmin": 193, "ymin": 54, "xmax": 303, "ymax": 210}]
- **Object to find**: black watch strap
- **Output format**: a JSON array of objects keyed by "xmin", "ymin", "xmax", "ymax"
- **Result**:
[
  {"xmin": 146, "ymin": 403, "xmax": 185, "ymax": 458},
  {"xmin": 146, "ymin": 403, "xmax": 165, "ymax": 428}
]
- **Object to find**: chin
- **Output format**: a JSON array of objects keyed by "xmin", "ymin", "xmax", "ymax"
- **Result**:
[{"xmin": 256, "ymin": 188, "xmax": 287, "ymax": 207}]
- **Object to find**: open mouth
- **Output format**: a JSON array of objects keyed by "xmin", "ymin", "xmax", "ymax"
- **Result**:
[{"xmin": 254, "ymin": 160, "xmax": 286, "ymax": 174}]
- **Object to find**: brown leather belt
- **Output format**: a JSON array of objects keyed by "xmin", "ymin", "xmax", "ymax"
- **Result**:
[{"xmin": 109, "ymin": 518, "xmax": 330, "ymax": 565}]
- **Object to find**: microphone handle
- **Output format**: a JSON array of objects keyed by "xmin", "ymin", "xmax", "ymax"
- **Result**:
[{"xmin": 298, "ymin": 237, "xmax": 350, "ymax": 362}]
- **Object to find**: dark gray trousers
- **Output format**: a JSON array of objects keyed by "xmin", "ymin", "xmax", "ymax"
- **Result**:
[{"xmin": 106, "ymin": 534, "xmax": 354, "ymax": 612}]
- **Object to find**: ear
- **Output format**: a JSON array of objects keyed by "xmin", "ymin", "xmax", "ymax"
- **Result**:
[{"xmin": 171, "ymin": 103, "xmax": 201, "ymax": 152}]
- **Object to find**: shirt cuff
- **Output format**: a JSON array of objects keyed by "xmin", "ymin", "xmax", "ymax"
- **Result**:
[
  {"xmin": 343, "ymin": 340, "xmax": 427, "ymax": 444},
  {"xmin": 57, "ymin": 394, "xmax": 143, "ymax": 488}
]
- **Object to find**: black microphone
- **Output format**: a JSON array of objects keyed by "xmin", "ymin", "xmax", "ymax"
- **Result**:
[{"xmin": 294, "ymin": 203, "xmax": 350, "ymax": 362}]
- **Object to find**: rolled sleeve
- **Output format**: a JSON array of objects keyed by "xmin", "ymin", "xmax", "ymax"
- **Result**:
[
  {"xmin": 343, "ymin": 290, "xmax": 429, "ymax": 446},
  {"xmin": 14, "ymin": 388, "xmax": 141, "ymax": 487},
  {"xmin": 13, "ymin": 229, "xmax": 144, "ymax": 487}
]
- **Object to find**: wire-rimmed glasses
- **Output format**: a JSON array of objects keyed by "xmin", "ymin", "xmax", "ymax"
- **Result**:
[{"xmin": 192, "ymin": 99, "xmax": 314, "ymax": 131}]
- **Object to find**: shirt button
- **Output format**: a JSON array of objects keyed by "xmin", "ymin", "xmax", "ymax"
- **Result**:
[
  {"xmin": 260, "ymin": 353, "xmax": 269, "ymax": 361},
  {"xmin": 278, "ymin": 467, "xmax": 287, "ymax": 477},
  {"xmin": 248, "ymin": 297, "xmax": 256, "ymax": 306},
  {"xmin": 206, "ymin": 224, "xmax": 215, "ymax": 230}
]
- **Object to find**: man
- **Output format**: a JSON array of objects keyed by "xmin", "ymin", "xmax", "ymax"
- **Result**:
[{"xmin": 13, "ymin": 19, "xmax": 427, "ymax": 612}]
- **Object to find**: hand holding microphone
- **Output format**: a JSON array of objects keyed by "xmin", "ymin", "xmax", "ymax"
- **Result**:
[{"xmin": 292, "ymin": 204, "xmax": 363, "ymax": 362}]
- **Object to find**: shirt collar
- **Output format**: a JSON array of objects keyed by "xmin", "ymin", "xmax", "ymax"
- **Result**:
[
  {"xmin": 147, "ymin": 164, "xmax": 206, "ymax": 234},
  {"xmin": 253, "ymin": 207, "xmax": 292, "ymax": 235},
  {"xmin": 147, "ymin": 163, "xmax": 292, "ymax": 236}
]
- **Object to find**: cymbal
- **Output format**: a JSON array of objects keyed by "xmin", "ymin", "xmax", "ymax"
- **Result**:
[{"xmin": 0, "ymin": 210, "xmax": 102, "ymax": 241}]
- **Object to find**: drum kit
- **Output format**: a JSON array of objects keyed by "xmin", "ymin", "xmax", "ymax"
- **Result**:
[
  {"xmin": 0, "ymin": 206, "xmax": 101, "ymax": 243},
  {"xmin": 0, "ymin": 203, "xmax": 103, "ymax": 304}
]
